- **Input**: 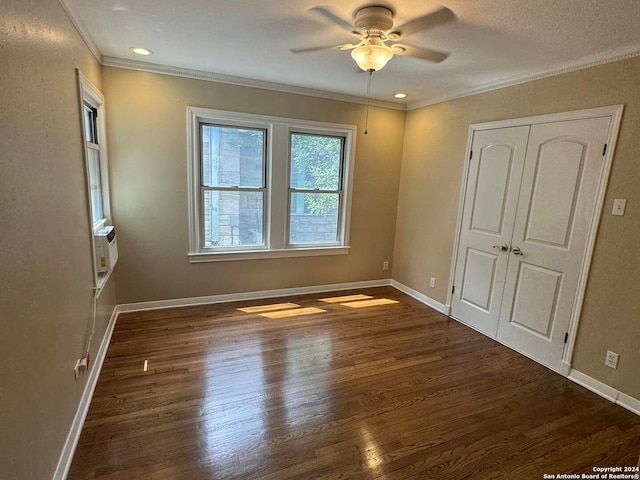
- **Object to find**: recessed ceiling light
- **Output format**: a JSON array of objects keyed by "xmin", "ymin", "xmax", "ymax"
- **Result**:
[
  {"xmin": 394, "ymin": 93, "xmax": 408, "ymax": 99},
  {"xmin": 130, "ymin": 47, "xmax": 153, "ymax": 56}
]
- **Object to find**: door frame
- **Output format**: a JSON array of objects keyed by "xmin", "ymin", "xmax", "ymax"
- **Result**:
[{"xmin": 446, "ymin": 105, "xmax": 624, "ymax": 375}]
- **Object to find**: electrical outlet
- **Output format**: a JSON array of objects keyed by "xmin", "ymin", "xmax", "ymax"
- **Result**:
[
  {"xmin": 382, "ymin": 261, "xmax": 389, "ymax": 271},
  {"xmin": 605, "ymin": 350, "xmax": 619, "ymax": 369},
  {"xmin": 612, "ymin": 199, "xmax": 627, "ymax": 216},
  {"xmin": 429, "ymin": 277, "xmax": 436, "ymax": 288},
  {"xmin": 74, "ymin": 354, "xmax": 89, "ymax": 380}
]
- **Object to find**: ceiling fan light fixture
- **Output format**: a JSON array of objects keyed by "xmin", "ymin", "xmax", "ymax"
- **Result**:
[{"xmin": 351, "ymin": 44, "xmax": 393, "ymax": 72}]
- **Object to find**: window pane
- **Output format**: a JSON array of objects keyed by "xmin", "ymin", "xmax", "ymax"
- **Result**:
[
  {"xmin": 86, "ymin": 148, "xmax": 103, "ymax": 224},
  {"xmin": 203, "ymin": 190, "xmax": 264, "ymax": 247},
  {"xmin": 289, "ymin": 192, "xmax": 339, "ymax": 244},
  {"xmin": 83, "ymin": 105, "xmax": 96, "ymax": 143},
  {"xmin": 202, "ymin": 125, "xmax": 265, "ymax": 188},
  {"xmin": 290, "ymin": 133, "xmax": 342, "ymax": 190}
]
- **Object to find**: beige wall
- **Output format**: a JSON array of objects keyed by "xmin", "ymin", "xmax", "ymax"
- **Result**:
[
  {"xmin": 0, "ymin": 1, "xmax": 116, "ymax": 478},
  {"xmin": 103, "ymin": 67, "xmax": 405, "ymax": 304},
  {"xmin": 3, "ymin": 4, "xmax": 637, "ymax": 475},
  {"xmin": 394, "ymin": 55, "xmax": 640, "ymax": 400}
]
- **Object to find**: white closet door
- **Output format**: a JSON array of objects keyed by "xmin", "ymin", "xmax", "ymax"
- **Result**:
[
  {"xmin": 450, "ymin": 126, "xmax": 530, "ymax": 336},
  {"xmin": 496, "ymin": 116, "xmax": 611, "ymax": 370}
]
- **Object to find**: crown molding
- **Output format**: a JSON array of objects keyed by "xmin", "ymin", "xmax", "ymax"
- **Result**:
[
  {"xmin": 407, "ymin": 44, "xmax": 640, "ymax": 111},
  {"xmin": 58, "ymin": 0, "xmax": 403, "ymax": 110},
  {"xmin": 101, "ymin": 57, "xmax": 407, "ymax": 111},
  {"xmin": 58, "ymin": 0, "xmax": 102, "ymax": 63},
  {"xmin": 56, "ymin": 0, "xmax": 640, "ymax": 114}
]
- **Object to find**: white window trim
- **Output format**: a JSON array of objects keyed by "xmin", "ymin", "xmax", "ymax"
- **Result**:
[
  {"xmin": 197, "ymin": 117, "xmax": 271, "ymax": 252},
  {"xmin": 286, "ymin": 129, "xmax": 346, "ymax": 248},
  {"xmin": 186, "ymin": 107, "xmax": 356, "ymax": 262},
  {"xmin": 77, "ymin": 70, "xmax": 112, "ymax": 292}
]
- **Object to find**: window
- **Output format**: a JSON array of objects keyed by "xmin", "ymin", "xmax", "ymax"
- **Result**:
[
  {"xmin": 83, "ymin": 104, "xmax": 104, "ymax": 225},
  {"xmin": 79, "ymin": 72, "xmax": 110, "ymax": 230},
  {"xmin": 201, "ymin": 124, "xmax": 267, "ymax": 248},
  {"xmin": 187, "ymin": 108, "xmax": 356, "ymax": 262},
  {"xmin": 289, "ymin": 133, "xmax": 343, "ymax": 245},
  {"xmin": 78, "ymin": 70, "xmax": 112, "ymax": 288}
]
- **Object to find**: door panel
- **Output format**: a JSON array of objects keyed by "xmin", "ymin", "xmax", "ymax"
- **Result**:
[
  {"xmin": 496, "ymin": 116, "xmax": 611, "ymax": 370},
  {"xmin": 459, "ymin": 248, "xmax": 498, "ymax": 312},
  {"xmin": 451, "ymin": 126, "xmax": 530, "ymax": 336},
  {"xmin": 509, "ymin": 263, "xmax": 563, "ymax": 339},
  {"xmin": 524, "ymin": 140, "xmax": 586, "ymax": 248},
  {"xmin": 470, "ymin": 145, "xmax": 514, "ymax": 234}
]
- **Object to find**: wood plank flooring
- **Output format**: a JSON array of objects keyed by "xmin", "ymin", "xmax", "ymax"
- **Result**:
[{"xmin": 68, "ymin": 287, "xmax": 640, "ymax": 479}]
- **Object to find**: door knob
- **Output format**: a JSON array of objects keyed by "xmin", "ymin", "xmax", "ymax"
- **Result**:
[
  {"xmin": 492, "ymin": 244, "xmax": 509, "ymax": 251},
  {"xmin": 511, "ymin": 246, "xmax": 523, "ymax": 256}
]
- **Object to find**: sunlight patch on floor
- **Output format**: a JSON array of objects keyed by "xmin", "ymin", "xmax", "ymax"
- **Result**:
[
  {"xmin": 319, "ymin": 294, "xmax": 373, "ymax": 303},
  {"xmin": 341, "ymin": 298, "xmax": 399, "ymax": 308},
  {"xmin": 238, "ymin": 302, "xmax": 300, "ymax": 313},
  {"xmin": 260, "ymin": 307, "xmax": 326, "ymax": 319}
]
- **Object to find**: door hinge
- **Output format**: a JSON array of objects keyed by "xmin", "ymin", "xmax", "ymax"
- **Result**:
[
  {"xmin": 564, "ymin": 332, "xmax": 568, "ymax": 344},
  {"xmin": 469, "ymin": 150, "xmax": 473, "ymax": 160},
  {"xmin": 602, "ymin": 144, "xmax": 607, "ymax": 156},
  {"xmin": 452, "ymin": 285, "xmax": 455, "ymax": 294}
]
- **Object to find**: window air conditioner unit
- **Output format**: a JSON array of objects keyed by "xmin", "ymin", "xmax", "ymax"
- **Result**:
[{"xmin": 95, "ymin": 226, "xmax": 118, "ymax": 273}]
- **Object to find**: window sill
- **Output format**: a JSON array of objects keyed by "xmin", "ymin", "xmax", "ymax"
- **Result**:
[
  {"xmin": 188, "ymin": 246, "xmax": 350, "ymax": 263},
  {"xmin": 93, "ymin": 218, "xmax": 107, "ymax": 232}
]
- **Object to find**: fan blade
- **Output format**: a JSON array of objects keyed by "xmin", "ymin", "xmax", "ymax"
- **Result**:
[
  {"xmin": 290, "ymin": 43, "xmax": 356, "ymax": 54},
  {"xmin": 309, "ymin": 6, "xmax": 356, "ymax": 33},
  {"xmin": 391, "ymin": 6, "xmax": 456, "ymax": 38},
  {"xmin": 394, "ymin": 44, "xmax": 450, "ymax": 63}
]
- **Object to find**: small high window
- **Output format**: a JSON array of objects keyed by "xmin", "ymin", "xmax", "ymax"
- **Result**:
[
  {"xmin": 78, "ymin": 71, "xmax": 112, "ymax": 289},
  {"xmin": 83, "ymin": 104, "xmax": 104, "ymax": 225}
]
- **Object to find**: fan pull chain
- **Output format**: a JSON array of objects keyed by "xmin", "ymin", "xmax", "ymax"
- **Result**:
[{"xmin": 364, "ymin": 69, "xmax": 373, "ymax": 135}]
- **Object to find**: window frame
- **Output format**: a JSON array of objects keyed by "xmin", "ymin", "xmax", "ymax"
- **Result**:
[
  {"xmin": 84, "ymin": 104, "xmax": 104, "ymax": 226},
  {"xmin": 187, "ymin": 107, "xmax": 356, "ymax": 263},
  {"xmin": 77, "ymin": 70, "xmax": 112, "ymax": 292},
  {"xmin": 79, "ymin": 73, "xmax": 111, "ymax": 231},
  {"xmin": 286, "ymin": 130, "xmax": 346, "ymax": 248},
  {"xmin": 199, "ymin": 121, "xmax": 269, "ymax": 251}
]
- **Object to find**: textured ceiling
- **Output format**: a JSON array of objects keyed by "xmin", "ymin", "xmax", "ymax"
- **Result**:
[{"xmin": 61, "ymin": 0, "xmax": 640, "ymax": 108}]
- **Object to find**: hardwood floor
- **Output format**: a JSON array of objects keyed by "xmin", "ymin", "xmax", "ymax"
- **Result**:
[{"xmin": 68, "ymin": 287, "xmax": 640, "ymax": 479}]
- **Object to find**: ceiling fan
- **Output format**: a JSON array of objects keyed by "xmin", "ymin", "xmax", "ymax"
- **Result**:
[{"xmin": 292, "ymin": 4, "xmax": 456, "ymax": 72}]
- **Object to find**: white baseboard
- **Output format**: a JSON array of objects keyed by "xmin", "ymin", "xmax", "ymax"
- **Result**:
[
  {"xmin": 117, "ymin": 279, "xmax": 392, "ymax": 313},
  {"xmin": 616, "ymin": 392, "xmax": 640, "ymax": 416},
  {"xmin": 53, "ymin": 305, "xmax": 119, "ymax": 480},
  {"xmin": 568, "ymin": 369, "xmax": 618, "ymax": 402},
  {"xmin": 568, "ymin": 369, "xmax": 640, "ymax": 416},
  {"xmin": 390, "ymin": 280, "xmax": 450, "ymax": 314}
]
